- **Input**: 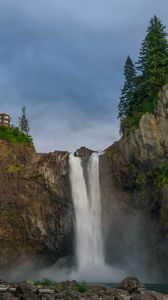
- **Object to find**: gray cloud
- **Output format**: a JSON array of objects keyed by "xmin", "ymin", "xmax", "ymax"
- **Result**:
[
  {"xmin": 30, "ymin": 101, "xmax": 119, "ymax": 152},
  {"xmin": 0, "ymin": 0, "xmax": 167, "ymax": 151}
]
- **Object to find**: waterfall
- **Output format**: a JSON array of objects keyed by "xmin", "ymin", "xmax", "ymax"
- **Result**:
[
  {"xmin": 69, "ymin": 153, "xmax": 105, "ymax": 279},
  {"xmin": 40, "ymin": 152, "xmax": 126, "ymax": 282}
]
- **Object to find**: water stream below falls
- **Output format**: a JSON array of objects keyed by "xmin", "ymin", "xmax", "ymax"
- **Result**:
[{"xmin": 69, "ymin": 153, "xmax": 125, "ymax": 281}]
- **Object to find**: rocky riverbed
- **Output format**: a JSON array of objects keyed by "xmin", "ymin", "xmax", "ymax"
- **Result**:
[{"xmin": 0, "ymin": 277, "xmax": 168, "ymax": 300}]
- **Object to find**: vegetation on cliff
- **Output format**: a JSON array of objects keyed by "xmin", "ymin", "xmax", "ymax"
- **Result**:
[
  {"xmin": 0, "ymin": 125, "xmax": 33, "ymax": 144},
  {"xmin": 119, "ymin": 15, "xmax": 168, "ymax": 133}
]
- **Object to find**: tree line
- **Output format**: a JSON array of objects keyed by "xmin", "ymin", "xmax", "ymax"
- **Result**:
[{"xmin": 118, "ymin": 15, "xmax": 168, "ymax": 133}]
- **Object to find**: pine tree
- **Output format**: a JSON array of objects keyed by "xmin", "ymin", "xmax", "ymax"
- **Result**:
[
  {"xmin": 118, "ymin": 55, "xmax": 136, "ymax": 120},
  {"xmin": 118, "ymin": 16, "xmax": 168, "ymax": 133},
  {"xmin": 137, "ymin": 15, "xmax": 168, "ymax": 102},
  {"xmin": 19, "ymin": 106, "xmax": 30, "ymax": 136}
]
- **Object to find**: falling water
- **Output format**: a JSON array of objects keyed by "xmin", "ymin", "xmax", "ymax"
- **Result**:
[
  {"xmin": 24, "ymin": 153, "xmax": 126, "ymax": 282},
  {"xmin": 69, "ymin": 153, "xmax": 105, "ymax": 279},
  {"xmin": 87, "ymin": 153, "xmax": 104, "ymax": 265}
]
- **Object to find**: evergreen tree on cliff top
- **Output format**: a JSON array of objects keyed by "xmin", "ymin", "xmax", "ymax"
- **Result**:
[
  {"xmin": 118, "ymin": 56, "xmax": 136, "ymax": 129},
  {"xmin": 118, "ymin": 16, "xmax": 168, "ymax": 133},
  {"xmin": 137, "ymin": 15, "xmax": 168, "ymax": 105},
  {"xmin": 19, "ymin": 106, "xmax": 30, "ymax": 136}
]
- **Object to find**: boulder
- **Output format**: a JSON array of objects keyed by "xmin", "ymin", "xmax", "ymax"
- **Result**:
[
  {"xmin": 75, "ymin": 146, "xmax": 94, "ymax": 159},
  {"xmin": 115, "ymin": 277, "xmax": 144, "ymax": 294}
]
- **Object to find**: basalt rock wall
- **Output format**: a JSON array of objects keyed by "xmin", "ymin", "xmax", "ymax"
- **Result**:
[
  {"xmin": 99, "ymin": 85, "xmax": 168, "ymax": 281},
  {"xmin": 0, "ymin": 141, "xmax": 73, "ymax": 273}
]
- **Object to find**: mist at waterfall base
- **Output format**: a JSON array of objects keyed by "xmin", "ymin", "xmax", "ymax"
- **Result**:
[{"xmin": 5, "ymin": 153, "xmax": 168, "ymax": 283}]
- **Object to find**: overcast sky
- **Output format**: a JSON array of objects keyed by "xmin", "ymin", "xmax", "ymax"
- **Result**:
[{"xmin": 0, "ymin": 0, "xmax": 168, "ymax": 152}]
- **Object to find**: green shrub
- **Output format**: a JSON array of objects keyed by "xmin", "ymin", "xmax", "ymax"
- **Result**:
[
  {"xmin": 121, "ymin": 93, "xmax": 159, "ymax": 134},
  {"xmin": 76, "ymin": 282, "xmax": 89, "ymax": 293},
  {"xmin": 0, "ymin": 125, "xmax": 33, "ymax": 144},
  {"xmin": 34, "ymin": 278, "xmax": 58, "ymax": 288},
  {"xmin": 7, "ymin": 164, "xmax": 22, "ymax": 173},
  {"xmin": 154, "ymin": 162, "xmax": 168, "ymax": 188},
  {"xmin": 121, "ymin": 112, "xmax": 143, "ymax": 133}
]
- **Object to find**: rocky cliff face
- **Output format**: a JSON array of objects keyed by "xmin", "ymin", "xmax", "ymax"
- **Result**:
[
  {"xmin": 0, "ymin": 141, "xmax": 73, "ymax": 274},
  {"xmin": 102, "ymin": 85, "xmax": 168, "ymax": 169},
  {"xmin": 98, "ymin": 85, "xmax": 168, "ymax": 281},
  {"xmin": 100, "ymin": 85, "xmax": 168, "ymax": 228}
]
